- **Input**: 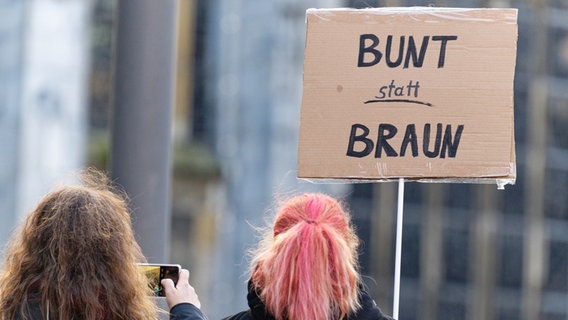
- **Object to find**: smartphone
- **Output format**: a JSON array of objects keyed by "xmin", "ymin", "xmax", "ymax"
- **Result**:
[{"xmin": 137, "ymin": 263, "xmax": 181, "ymax": 297}]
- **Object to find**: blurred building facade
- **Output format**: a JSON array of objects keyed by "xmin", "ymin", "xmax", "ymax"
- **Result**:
[
  {"xmin": 344, "ymin": 1, "xmax": 568, "ymax": 320},
  {"xmin": 52, "ymin": 0, "xmax": 568, "ymax": 318},
  {"xmin": 2, "ymin": 0, "xmax": 568, "ymax": 320},
  {"xmin": 186, "ymin": 0, "xmax": 568, "ymax": 319},
  {"xmin": 0, "ymin": 0, "xmax": 91, "ymax": 245},
  {"xmin": 189, "ymin": 1, "xmax": 349, "ymax": 316}
]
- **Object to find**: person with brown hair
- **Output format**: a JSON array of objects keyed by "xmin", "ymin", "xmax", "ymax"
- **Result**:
[
  {"xmin": 222, "ymin": 193, "xmax": 393, "ymax": 320},
  {"xmin": 0, "ymin": 169, "xmax": 205, "ymax": 320}
]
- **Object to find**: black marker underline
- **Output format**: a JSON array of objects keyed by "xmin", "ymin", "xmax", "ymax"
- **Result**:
[{"xmin": 364, "ymin": 99, "xmax": 434, "ymax": 107}]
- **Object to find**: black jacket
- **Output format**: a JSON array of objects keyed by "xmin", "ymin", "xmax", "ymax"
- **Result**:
[
  {"xmin": 222, "ymin": 281, "xmax": 394, "ymax": 320},
  {"xmin": 170, "ymin": 303, "xmax": 208, "ymax": 320}
]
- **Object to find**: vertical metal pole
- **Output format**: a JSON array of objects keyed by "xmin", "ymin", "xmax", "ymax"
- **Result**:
[
  {"xmin": 393, "ymin": 178, "xmax": 405, "ymax": 320},
  {"xmin": 111, "ymin": 0, "xmax": 177, "ymax": 262}
]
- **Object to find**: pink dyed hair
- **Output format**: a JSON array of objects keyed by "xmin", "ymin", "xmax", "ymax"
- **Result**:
[{"xmin": 250, "ymin": 193, "xmax": 361, "ymax": 320}]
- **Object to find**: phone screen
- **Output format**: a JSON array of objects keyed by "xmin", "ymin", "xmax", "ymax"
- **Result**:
[{"xmin": 138, "ymin": 264, "xmax": 180, "ymax": 297}]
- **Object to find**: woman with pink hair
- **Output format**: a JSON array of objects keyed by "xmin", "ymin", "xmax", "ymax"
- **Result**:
[{"xmin": 222, "ymin": 193, "xmax": 393, "ymax": 320}]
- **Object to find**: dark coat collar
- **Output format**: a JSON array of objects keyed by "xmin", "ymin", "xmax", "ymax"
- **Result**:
[
  {"xmin": 246, "ymin": 280, "xmax": 276, "ymax": 320},
  {"xmin": 245, "ymin": 280, "xmax": 393, "ymax": 320}
]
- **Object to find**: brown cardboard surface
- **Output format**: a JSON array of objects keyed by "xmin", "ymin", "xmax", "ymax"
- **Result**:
[{"xmin": 298, "ymin": 7, "xmax": 518, "ymax": 187}]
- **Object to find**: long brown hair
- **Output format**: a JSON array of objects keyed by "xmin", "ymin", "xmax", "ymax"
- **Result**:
[{"xmin": 0, "ymin": 169, "xmax": 159, "ymax": 319}]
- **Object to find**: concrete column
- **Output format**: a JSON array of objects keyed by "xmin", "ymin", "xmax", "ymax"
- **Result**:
[
  {"xmin": 111, "ymin": 0, "xmax": 177, "ymax": 262},
  {"xmin": 521, "ymin": 80, "xmax": 548, "ymax": 320}
]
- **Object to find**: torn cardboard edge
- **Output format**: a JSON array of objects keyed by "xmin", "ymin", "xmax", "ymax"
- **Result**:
[{"xmin": 299, "ymin": 177, "xmax": 516, "ymax": 190}]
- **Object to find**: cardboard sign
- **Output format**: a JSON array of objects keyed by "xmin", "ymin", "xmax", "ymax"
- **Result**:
[{"xmin": 298, "ymin": 7, "xmax": 518, "ymax": 186}]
